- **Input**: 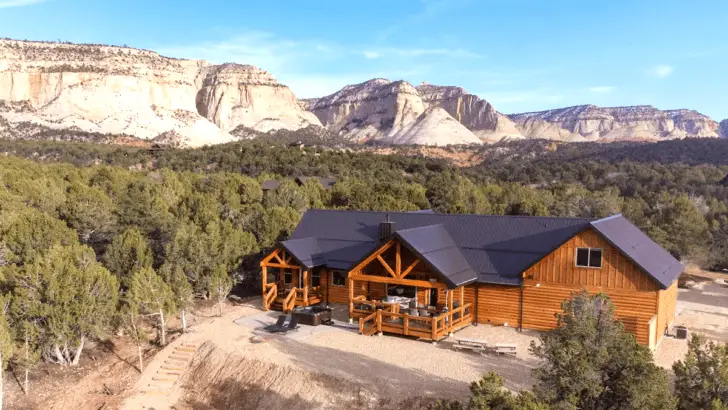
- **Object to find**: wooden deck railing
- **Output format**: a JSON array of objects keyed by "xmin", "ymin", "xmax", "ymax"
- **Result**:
[
  {"xmin": 282, "ymin": 287, "xmax": 297, "ymax": 312},
  {"xmin": 356, "ymin": 302, "xmax": 474, "ymax": 341},
  {"xmin": 263, "ymin": 283, "xmax": 277, "ymax": 310}
]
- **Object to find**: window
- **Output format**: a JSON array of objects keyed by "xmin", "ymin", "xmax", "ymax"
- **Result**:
[
  {"xmin": 284, "ymin": 270, "xmax": 293, "ymax": 284},
  {"xmin": 576, "ymin": 248, "xmax": 603, "ymax": 268},
  {"xmin": 312, "ymin": 271, "xmax": 321, "ymax": 287},
  {"xmin": 331, "ymin": 271, "xmax": 346, "ymax": 287}
]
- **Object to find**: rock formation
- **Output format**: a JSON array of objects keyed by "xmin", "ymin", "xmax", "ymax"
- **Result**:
[
  {"xmin": 195, "ymin": 63, "xmax": 320, "ymax": 132},
  {"xmin": 305, "ymin": 79, "xmax": 426, "ymax": 143},
  {"xmin": 389, "ymin": 107, "xmax": 483, "ymax": 146},
  {"xmin": 415, "ymin": 84, "xmax": 523, "ymax": 142},
  {"xmin": 508, "ymin": 105, "xmax": 719, "ymax": 142},
  {"xmin": 305, "ymin": 79, "xmax": 488, "ymax": 145},
  {"xmin": 0, "ymin": 39, "xmax": 722, "ymax": 147},
  {"xmin": 0, "ymin": 39, "xmax": 319, "ymax": 147}
]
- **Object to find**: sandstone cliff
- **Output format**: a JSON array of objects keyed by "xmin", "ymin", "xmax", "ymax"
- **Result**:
[
  {"xmin": 719, "ymin": 119, "xmax": 728, "ymax": 138},
  {"xmin": 415, "ymin": 84, "xmax": 523, "ymax": 142},
  {"xmin": 305, "ymin": 79, "xmax": 486, "ymax": 145},
  {"xmin": 0, "ymin": 39, "xmax": 319, "ymax": 147},
  {"xmin": 305, "ymin": 79, "xmax": 427, "ymax": 143},
  {"xmin": 508, "ymin": 105, "xmax": 719, "ymax": 142},
  {"xmin": 389, "ymin": 106, "xmax": 483, "ymax": 146}
]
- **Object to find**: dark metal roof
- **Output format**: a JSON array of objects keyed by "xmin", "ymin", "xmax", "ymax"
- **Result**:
[
  {"xmin": 261, "ymin": 180, "xmax": 281, "ymax": 190},
  {"xmin": 295, "ymin": 176, "xmax": 338, "ymax": 190},
  {"xmin": 279, "ymin": 237, "xmax": 325, "ymax": 269},
  {"xmin": 395, "ymin": 225, "xmax": 478, "ymax": 287},
  {"xmin": 288, "ymin": 210, "xmax": 593, "ymax": 286},
  {"xmin": 283, "ymin": 210, "xmax": 683, "ymax": 288},
  {"xmin": 590, "ymin": 215, "xmax": 684, "ymax": 289}
]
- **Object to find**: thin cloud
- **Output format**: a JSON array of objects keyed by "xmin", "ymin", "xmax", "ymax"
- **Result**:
[
  {"xmin": 589, "ymin": 86, "xmax": 615, "ymax": 94},
  {"xmin": 648, "ymin": 65, "xmax": 674, "ymax": 78},
  {"xmin": 363, "ymin": 51, "xmax": 380, "ymax": 59},
  {"xmin": 0, "ymin": 0, "xmax": 47, "ymax": 7},
  {"xmin": 373, "ymin": 47, "xmax": 481, "ymax": 59}
]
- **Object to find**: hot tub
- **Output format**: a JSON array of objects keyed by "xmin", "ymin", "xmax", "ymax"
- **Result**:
[{"xmin": 292, "ymin": 305, "xmax": 332, "ymax": 326}]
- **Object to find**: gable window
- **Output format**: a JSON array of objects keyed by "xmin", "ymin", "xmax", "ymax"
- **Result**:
[
  {"xmin": 331, "ymin": 271, "xmax": 346, "ymax": 287},
  {"xmin": 576, "ymin": 248, "xmax": 603, "ymax": 268},
  {"xmin": 284, "ymin": 270, "xmax": 293, "ymax": 284},
  {"xmin": 312, "ymin": 271, "xmax": 321, "ymax": 287}
]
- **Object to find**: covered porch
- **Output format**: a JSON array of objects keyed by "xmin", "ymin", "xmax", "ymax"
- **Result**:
[
  {"xmin": 347, "ymin": 232, "xmax": 475, "ymax": 342},
  {"xmin": 260, "ymin": 248, "xmax": 324, "ymax": 312}
]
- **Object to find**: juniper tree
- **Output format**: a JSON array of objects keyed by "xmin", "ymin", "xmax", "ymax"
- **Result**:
[
  {"xmin": 5, "ymin": 244, "xmax": 119, "ymax": 365},
  {"xmin": 103, "ymin": 227, "xmax": 153, "ymax": 288},
  {"xmin": 207, "ymin": 265, "xmax": 233, "ymax": 317},
  {"xmin": 428, "ymin": 372, "xmax": 548, "ymax": 410},
  {"xmin": 530, "ymin": 291, "xmax": 675, "ymax": 410},
  {"xmin": 127, "ymin": 267, "xmax": 175, "ymax": 346},
  {"xmin": 673, "ymin": 334, "xmax": 728, "ymax": 409},
  {"xmin": 58, "ymin": 182, "xmax": 116, "ymax": 244},
  {"xmin": 120, "ymin": 304, "xmax": 147, "ymax": 373},
  {"xmin": 160, "ymin": 263, "xmax": 194, "ymax": 333},
  {"xmin": 0, "ymin": 296, "xmax": 14, "ymax": 410}
]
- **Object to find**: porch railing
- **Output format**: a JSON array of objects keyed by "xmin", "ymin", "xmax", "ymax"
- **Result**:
[
  {"xmin": 356, "ymin": 302, "xmax": 473, "ymax": 340},
  {"xmin": 282, "ymin": 287, "xmax": 297, "ymax": 311},
  {"xmin": 263, "ymin": 283, "xmax": 277, "ymax": 310}
]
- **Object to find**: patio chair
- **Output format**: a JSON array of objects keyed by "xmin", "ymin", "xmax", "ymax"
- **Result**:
[{"xmin": 264, "ymin": 315, "xmax": 287, "ymax": 332}]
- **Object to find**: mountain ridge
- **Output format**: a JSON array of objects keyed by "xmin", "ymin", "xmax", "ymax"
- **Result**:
[{"xmin": 0, "ymin": 38, "xmax": 723, "ymax": 147}]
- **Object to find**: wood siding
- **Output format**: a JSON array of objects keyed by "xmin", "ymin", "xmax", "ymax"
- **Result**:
[
  {"xmin": 656, "ymin": 281, "xmax": 678, "ymax": 345},
  {"xmin": 475, "ymin": 284, "xmax": 521, "ymax": 326},
  {"xmin": 522, "ymin": 228, "xmax": 661, "ymax": 345}
]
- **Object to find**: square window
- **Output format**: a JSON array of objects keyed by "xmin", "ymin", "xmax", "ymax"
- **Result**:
[
  {"xmin": 312, "ymin": 271, "xmax": 321, "ymax": 287},
  {"xmin": 576, "ymin": 247, "xmax": 602, "ymax": 268},
  {"xmin": 332, "ymin": 271, "xmax": 346, "ymax": 287},
  {"xmin": 589, "ymin": 249, "xmax": 603, "ymax": 268},
  {"xmin": 284, "ymin": 271, "xmax": 293, "ymax": 284},
  {"xmin": 576, "ymin": 248, "xmax": 590, "ymax": 267}
]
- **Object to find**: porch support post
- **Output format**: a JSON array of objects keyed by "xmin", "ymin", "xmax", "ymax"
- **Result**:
[
  {"xmin": 303, "ymin": 269, "xmax": 309, "ymax": 305},
  {"xmin": 348, "ymin": 276, "xmax": 355, "ymax": 323},
  {"xmin": 262, "ymin": 265, "xmax": 267, "ymax": 297},
  {"xmin": 448, "ymin": 289, "xmax": 454, "ymax": 337}
]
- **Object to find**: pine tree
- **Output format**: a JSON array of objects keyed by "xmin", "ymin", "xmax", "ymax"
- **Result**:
[
  {"xmin": 207, "ymin": 265, "xmax": 233, "ymax": 317},
  {"xmin": 127, "ymin": 267, "xmax": 175, "ymax": 346}
]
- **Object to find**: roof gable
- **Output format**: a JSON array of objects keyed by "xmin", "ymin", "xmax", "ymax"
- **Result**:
[
  {"xmin": 590, "ymin": 215, "xmax": 684, "ymax": 289},
  {"xmin": 394, "ymin": 225, "xmax": 478, "ymax": 287}
]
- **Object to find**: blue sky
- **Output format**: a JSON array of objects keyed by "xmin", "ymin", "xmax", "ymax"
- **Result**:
[{"xmin": 1, "ymin": 0, "xmax": 727, "ymax": 119}]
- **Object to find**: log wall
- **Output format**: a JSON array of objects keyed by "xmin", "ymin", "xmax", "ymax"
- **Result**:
[{"xmin": 521, "ymin": 228, "xmax": 661, "ymax": 345}]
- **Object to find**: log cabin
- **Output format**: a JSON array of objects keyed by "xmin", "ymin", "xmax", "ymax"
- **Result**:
[{"xmin": 260, "ymin": 210, "xmax": 683, "ymax": 348}]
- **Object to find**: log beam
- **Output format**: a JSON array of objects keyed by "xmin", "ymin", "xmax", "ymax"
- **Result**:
[
  {"xmin": 377, "ymin": 255, "xmax": 397, "ymax": 278},
  {"xmin": 348, "ymin": 273, "xmax": 446, "ymax": 289},
  {"xmin": 401, "ymin": 259, "xmax": 419, "ymax": 279}
]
